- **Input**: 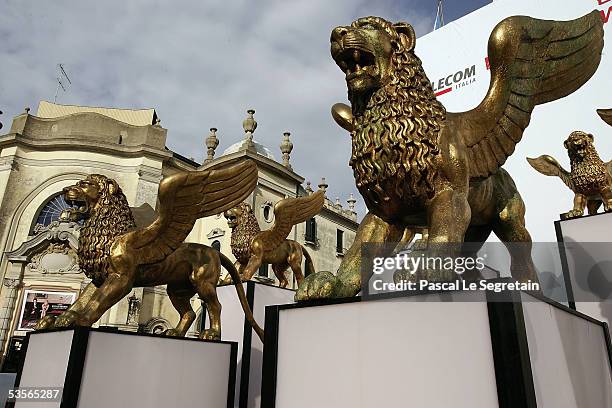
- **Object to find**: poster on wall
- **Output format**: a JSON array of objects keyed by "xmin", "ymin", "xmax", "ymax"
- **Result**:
[{"xmin": 16, "ymin": 289, "xmax": 76, "ymax": 331}]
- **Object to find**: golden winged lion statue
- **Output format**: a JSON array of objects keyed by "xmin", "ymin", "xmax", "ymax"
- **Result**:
[
  {"xmin": 527, "ymin": 131, "xmax": 612, "ymax": 220},
  {"xmin": 297, "ymin": 12, "xmax": 604, "ymax": 300},
  {"xmin": 35, "ymin": 160, "xmax": 265, "ymax": 341},
  {"xmin": 224, "ymin": 190, "xmax": 324, "ymax": 288}
]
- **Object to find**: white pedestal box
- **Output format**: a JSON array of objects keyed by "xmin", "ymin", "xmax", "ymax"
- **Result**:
[
  {"xmin": 261, "ymin": 288, "xmax": 612, "ymax": 408},
  {"xmin": 555, "ymin": 212, "xmax": 612, "ymax": 337},
  {"xmin": 207, "ymin": 280, "xmax": 294, "ymax": 408},
  {"xmin": 0, "ymin": 373, "xmax": 17, "ymax": 406},
  {"xmin": 13, "ymin": 327, "xmax": 237, "ymax": 408}
]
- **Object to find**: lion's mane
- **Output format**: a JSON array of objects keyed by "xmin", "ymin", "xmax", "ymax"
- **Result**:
[
  {"xmin": 566, "ymin": 131, "xmax": 609, "ymax": 194},
  {"xmin": 349, "ymin": 16, "xmax": 446, "ymax": 209},
  {"xmin": 229, "ymin": 203, "xmax": 261, "ymax": 263},
  {"xmin": 77, "ymin": 175, "xmax": 136, "ymax": 285}
]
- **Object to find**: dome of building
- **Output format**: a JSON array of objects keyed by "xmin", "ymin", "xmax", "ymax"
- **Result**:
[{"xmin": 222, "ymin": 139, "xmax": 276, "ymax": 160}]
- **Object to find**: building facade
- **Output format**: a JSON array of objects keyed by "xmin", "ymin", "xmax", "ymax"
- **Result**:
[{"xmin": 0, "ymin": 102, "xmax": 358, "ymax": 360}]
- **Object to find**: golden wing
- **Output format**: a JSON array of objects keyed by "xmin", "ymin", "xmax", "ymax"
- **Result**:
[
  {"xmin": 455, "ymin": 11, "xmax": 603, "ymax": 178},
  {"xmin": 527, "ymin": 155, "xmax": 574, "ymax": 190},
  {"xmin": 598, "ymin": 109, "xmax": 612, "ymax": 126},
  {"xmin": 607, "ymin": 161, "xmax": 612, "ymax": 178},
  {"xmin": 258, "ymin": 190, "xmax": 325, "ymax": 248},
  {"xmin": 130, "ymin": 160, "xmax": 258, "ymax": 264}
]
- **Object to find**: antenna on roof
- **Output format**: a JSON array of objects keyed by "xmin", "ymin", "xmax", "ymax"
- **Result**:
[
  {"xmin": 433, "ymin": 0, "xmax": 445, "ymax": 31},
  {"xmin": 53, "ymin": 63, "xmax": 72, "ymax": 103}
]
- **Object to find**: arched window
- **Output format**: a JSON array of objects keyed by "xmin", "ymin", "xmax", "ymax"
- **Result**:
[
  {"xmin": 211, "ymin": 240, "xmax": 221, "ymax": 251},
  {"xmin": 263, "ymin": 205, "xmax": 271, "ymax": 221},
  {"xmin": 31, "ymin": 193, "xmax": 80, "ymax": 233},
  {"xmin": 262, "ymin": 202, "xmax": 274, "ymax": 223}
]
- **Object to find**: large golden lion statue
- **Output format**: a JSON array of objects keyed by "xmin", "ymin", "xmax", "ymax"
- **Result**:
[
  {"xmin": 224, "ymin": 191, "xmax": 324, "ymax": 288},
  {"xmin": 528, "ymin": 131, "xmax": 612, "ymax": 219},
  {"xmin": 35, "ymin": 161, "xmax": 264, "ymax": 341},
  {"xmin": 297, "ymin": 12, "xmax": 604, "ymax": 300}
]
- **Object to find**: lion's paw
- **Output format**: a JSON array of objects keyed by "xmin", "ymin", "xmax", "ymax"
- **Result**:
[
  {"xmin": 393, "ymin": 269, "xmax": 418, "ymax": 284},
  {"xmin": 563, "ymin": 209, "xmax": 584, "ymax": 219},
  {"xmin": 163, "ymin": 328, "xmax": 181, "ymax": 337},
  {"xmin": 295, "ymin": 271, "xmax": 342, "ymax": 301},
  {"xmin": 200, "ymin": 329, "xmax": 221, "ymax": 341}
]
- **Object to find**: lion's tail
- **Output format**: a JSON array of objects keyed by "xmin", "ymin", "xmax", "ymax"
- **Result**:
[
  {"xmin": 301, "ymin": 245, "xmax": 315, "ymax": 277},
  {"xmin": 218, "ymin": 252, "xmax": 265, "ymax": 342}
]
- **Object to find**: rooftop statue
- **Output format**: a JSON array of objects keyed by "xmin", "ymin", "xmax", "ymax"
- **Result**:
[
  {"xmin": 297, "ymin": 12, "xmax": 604, "ymax": 300},
  {"xmin": 35, "ymin": 161, "xmax": 264, "ymax": 341}
]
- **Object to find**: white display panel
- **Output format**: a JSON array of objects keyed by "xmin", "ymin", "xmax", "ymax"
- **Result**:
[
  {"xmin": 16, "ymin": 330, "xmax": 74, "ymax": 408},
  {"xmin": 0, "ymin": 373, "xmax": 16, "ymax": 407},
  {"xmin": 77, "ymin": 331, "xmax": 233, "ymax": 408},
  {"xmin": 214, "ymin": 283, "xmax": 248, "ymax": 406},
  {"xmin": 274, "ymin": 294, "xmax": 499, "ymax": 408},
  {"xmin": 557, "ymin": 213, "xmax": 612, "ymax": 335},
  {"xmin": 247, "ymin": 284, "xmax": 294, "ymax": 408},
  {"xmin": 522, "ymin": 293, "xmax": 612, "ymax": 408},
  {"xmin": 212, "ymin": 282, "xmax": 294, "ymax": 408}
]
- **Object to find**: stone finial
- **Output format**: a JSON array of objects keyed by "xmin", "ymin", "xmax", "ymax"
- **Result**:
[
  {"xmin": 204, "ymin": 127, "xmax": 219, "ymax": 164},
  {"xmin": 305, "ymin": 181, "xmax": 313, "ymax": 195},
  {"xmin": 24, "ymin": 107, "xmax": 30, "ymax": 114},
  {"xmin": 347, "ymin": 193, "xmax": 357, "ymax": 211},
  {"xmin": 335, "ymin": 197, "xmax": 342, "ymax": 208},
  {"xmin": 318, "ymin": 177, "xmax": 328, "ymax": 193},
  {"xmin": 242, "ymin": 109, "xmax": 257, "ymax": 149},
  {"xmin": 280, "ymin": 131, "xmax": 293, "ymax": 169}
]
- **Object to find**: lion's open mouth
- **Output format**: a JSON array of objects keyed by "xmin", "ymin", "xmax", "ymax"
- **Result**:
[
  {"xmin": 334, "ymin": 47, "xmax": 376, "ymax": 80},
  {"xmin": 66, "ymin": 198, "xmax": 89, "ymax": 215},
  {"xmin": 64, "ymin": 189, "xmax": 89, "ymax": 215},
  {"xmin": 569, "ymin": 143, "xmax": 586, "ymax": 157},
  {"xmin": 225, "ymin": 214, "xmax": 237, "ymax": 227}
]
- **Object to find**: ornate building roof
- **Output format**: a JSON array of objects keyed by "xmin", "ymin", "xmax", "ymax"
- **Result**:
[{"xmin": 37, "ymin": 101, "xmax": 157, "ymax": 127}]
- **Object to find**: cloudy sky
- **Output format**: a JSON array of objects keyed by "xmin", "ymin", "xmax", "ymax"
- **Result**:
[{"xmin": 1, "ymin": 0, "xmax": 495, "ymax": 224}]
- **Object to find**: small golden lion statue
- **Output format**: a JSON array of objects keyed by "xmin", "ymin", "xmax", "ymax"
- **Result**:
[
  {"xmin": 297, "ymin": 12, "xmax": 603, "ymax": 300},
  {"xmin": 528, "ymin": 131, "xmax": 612, "ymax": 219},
  {"xmin": 224, "ymin": 191, "xmax": 324, "ymax": 288},
  {"xmin": 35, "ymin": 161, "xmax": 264, "ymax": 341}
]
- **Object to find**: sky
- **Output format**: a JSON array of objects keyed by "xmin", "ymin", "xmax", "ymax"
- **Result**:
[{"xmin": 0, "ymin": 0, "xmax": 489, "ymax": 221}]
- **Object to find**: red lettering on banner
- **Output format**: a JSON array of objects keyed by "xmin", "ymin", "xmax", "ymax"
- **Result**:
[
  {"xmin": 598, "ymin": 0, "xmax": 611, "ymax": 6},
  {"xmin": 602, "ymin": 6, "xmax": 612, "ymax": 23}
]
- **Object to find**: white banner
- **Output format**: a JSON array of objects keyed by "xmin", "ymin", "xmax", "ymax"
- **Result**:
[{"xmin": 416, "ymin": 0, "xmax": 611, "ymax": 242}]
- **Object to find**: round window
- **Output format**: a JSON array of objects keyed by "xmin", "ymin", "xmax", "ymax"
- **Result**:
[{"xmin": 263, "ymin": 203, "xmax": 275, "ymax": 223}]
